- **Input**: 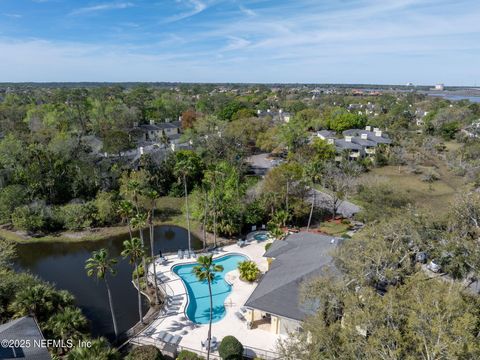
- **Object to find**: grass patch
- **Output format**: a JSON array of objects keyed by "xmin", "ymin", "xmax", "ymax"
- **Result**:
[
  {"xmin": 361, "ymin": 165, "xmax": 467, "ymax": 214},
  {"xmin": 318, "ymin": 220, "xmax": 351, "ymax": 236}
]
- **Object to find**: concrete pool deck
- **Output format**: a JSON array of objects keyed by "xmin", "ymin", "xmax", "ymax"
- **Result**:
[{"xmin": 132, "ymin": 235, "xmax": 284, "ymax": 359}]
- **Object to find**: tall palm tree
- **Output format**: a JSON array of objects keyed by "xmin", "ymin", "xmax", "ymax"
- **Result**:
[
  {"xmin": 202, "ymin": 186, "xmax": 209, "ymax": 251},
  {"xmin": 205, "ymin": 167, "xmax": 224, "ymax": 249},
  {"xmin": 117, "ymin": 200, "xmax": 135, "ymax": 239},
  {"xmin": 130, "ymin": 211, "xmax": 149, "ymax": 289},
  {"xmin": 174, "ymin": 158, "xmax": 197, "ymax": 252},
  {"xmin": 85, "ymin": 248, "xmax": 119, "ymax": 339},
  {"xmin": 126, "ymin": 178, "xmax": 142, "ymax": 213},
  {"xmin": 121, "ymin": 237, "xmax": 146, "ymax": 324},
  {"xmin": 192, "ymin": 255, "xmax": 224, "ymax": 360},
  {"xmin": 144, "ymin": 189, "xmax": 161, "ymax": 305}
]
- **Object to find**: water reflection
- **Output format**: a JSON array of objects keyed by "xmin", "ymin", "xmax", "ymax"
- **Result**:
[{"xmin": 14, "ymin": 225, "xmax": 201, "ymax": 339}]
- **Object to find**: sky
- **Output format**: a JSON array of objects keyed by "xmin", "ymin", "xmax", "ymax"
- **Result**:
[{"xmin": 0, "ymin": 0, "xmax": 479, "ymax": 84}]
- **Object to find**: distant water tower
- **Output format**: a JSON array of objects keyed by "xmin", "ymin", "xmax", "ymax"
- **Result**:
[{"xmin": 434, "ymin": 83, "xmax": 445, "ymax": 91}]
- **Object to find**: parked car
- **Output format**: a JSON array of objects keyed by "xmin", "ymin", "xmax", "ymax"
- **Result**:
[{"xmin": 427, "ymin": 260, "xmax": 441, "ymax": 273}]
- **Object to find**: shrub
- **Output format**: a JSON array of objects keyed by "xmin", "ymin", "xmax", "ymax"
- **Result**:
[
  {"xmin": 94, "ymin": 191, "xmax": 118, "ymax": 226},
  {"xmin": 12, "ymin": 203, "xmax": 50, "ymax": 232},
  {"xmin": 57, "ymin": 202, "xmax": 97, "ymax": 231},
  {"xmin": 126, "ymin": 345, "xmax": 165, "ymax": 360},
  {"xmin": 0, "ymin": 185, "xmax": 27, "ymax": 224},
  {"xmin": 264, "ymin": 243, "xmax": 272, "ymax": 252},
  {"xmin": 176, "ymin": 349, "xmax": 204, "ymax": 360},
  {"xmin": 218, "ymin": 336, "xmax": 244, "ymax": 360},
  {"xmin": 237, "ymin": 261, "xmax": 260, "ymax": 282}
]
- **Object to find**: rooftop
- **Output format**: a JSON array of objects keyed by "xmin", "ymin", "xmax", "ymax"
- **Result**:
[
  {"xmin": 0, "ymin": 316, "xmax": 51, "ymax": 360},
  {"xmin": 244, "ymin": 232, "xmax": 340, "ymax": 321},
  {"xmin": 334, "ymin": 139, "xmax": 364, "ymax": 150}
]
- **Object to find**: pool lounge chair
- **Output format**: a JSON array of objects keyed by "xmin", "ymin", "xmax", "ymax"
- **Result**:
[
  {"xmin": 235, "ymin": 311, "xmax": 246, "ymax": 321},
  {"xmin": 170, "ymin": 335, "xmax": 182, "ymax": 345},
  {"xmin": 184, "ymin": 249, "xmax": 191, "ymax": 259},
  {"xmin": 163, "ymin": 333, "xmax": 173, "ymax": 344},
  {"xmin": 177, "ymin": 249, "xmax": 184, "ymax": 259},
  {"xmin": 157, "ymin": 331, "xmax": 167, "ymax": 341}
]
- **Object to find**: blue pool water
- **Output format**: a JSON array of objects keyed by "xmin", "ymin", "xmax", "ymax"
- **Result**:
[
  {"xmin": 254, "ymin": 233, "xmax": 268, "ymax": 241},
  {"xmin": 172, "ymin": 253, "xmax": 248, "ymax": 324}
]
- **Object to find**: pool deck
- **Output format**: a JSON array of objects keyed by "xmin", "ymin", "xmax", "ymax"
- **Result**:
[{"xmin": 132, "ymin": 233, "xmax": 284, "ymax": 359}]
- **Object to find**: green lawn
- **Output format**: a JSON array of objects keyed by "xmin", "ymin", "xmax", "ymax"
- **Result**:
[
  {"xmin": 361, "ymin": 163, "xmax": 468, "ymax": 214},
  {"xmin": 318, "ymin": 221, "xmax": 351, "ymax": 236}
]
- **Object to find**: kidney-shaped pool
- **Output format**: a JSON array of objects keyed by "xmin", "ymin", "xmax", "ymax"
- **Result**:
[{"xmin": 172, "ymin": 253, "xmax": 248, "ymax": 324}]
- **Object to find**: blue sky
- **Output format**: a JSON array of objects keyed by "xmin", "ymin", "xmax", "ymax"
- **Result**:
[{"xmin": 0, "ymin": 0, "xmax": 479, "ymax": 84}]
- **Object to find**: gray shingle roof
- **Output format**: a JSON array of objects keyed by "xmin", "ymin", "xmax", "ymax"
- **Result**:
[
  {"xmin": 342, "ymin": 129, "xmax": 392, "ymax": 144},
  {"xmin": 244, "ymin": 232, "xmax": 340, "ymax": 321},
  {"xmin": 0, "ymin": 316, "xmax": 51, "ymax": 360},
  {"xmin": 351, "ymin": 137, "xmax": 377, "ymax": 147},
  {"xmin": 317, "ymin": 130, "xmax": 336, "ymax": 139},
  {"xmin": 334, "ymin": 139, "xmax": 363, "ymax": 150},
  {"xmin": 139, "ymin": 122, "xmax": 180, "ymax": 131}
]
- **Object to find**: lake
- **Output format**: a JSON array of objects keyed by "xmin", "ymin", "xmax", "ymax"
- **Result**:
[
  {"xmin": 428, "ymin": 93, "xmax": 480, "ymax": 103},
  {"xmin": 14, "ymin": 225, "xmax": 202, "ymax": 339}
]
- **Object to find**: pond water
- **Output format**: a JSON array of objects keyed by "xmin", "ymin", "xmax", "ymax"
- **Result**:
[
  {"xmin": 428, "ymin": 94, "xmax": 480, "ymax": 103},
  {"xmin": 14, "ymin": 225, "xmax": 202, "ymax": 339}
]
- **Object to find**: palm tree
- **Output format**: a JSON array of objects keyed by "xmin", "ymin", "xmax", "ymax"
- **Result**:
[
  {"xmin": 204, "ymin": 166, "xmax": 224, "ymax": 249},
  {"xmin": 121, "ymin": 237, "xmax": 146, "ymax": 324},
  {"xmin": 174, "ymin": 158, "xmax": 197, "ymax": 252},
  {"xmin": 202, "ymin": 186, "xmax": 209, "ymax": 251},
  {"xmin": 46, "ymin": 307, "xmax": 88, "ymax": 353},
  {"xmin": 117, "ymin": 200, "xmax": 135, "ymax": 239},
  {"xmin": 8, "ymin": 284, "xmax": 54, "ymax": 322},
  {"xmin": 85, "ymin": 248, "xmax": 119, "ymax": 339},
  {"xmin": 192, "ymin": 255, "xmax": 224, "ymax": 360},
  {"xmin": 130, "ymin": 211, "xmax": 149, "ymax": 289},
  {"xmin": 143, "ymin": 188, "xmax": 161, "ymax": 305},
  {"xmin": 237, "ymin": 260, "xmax": 260, "ymax": 282},
  {"xmin": 127, "ymin": 178, "xmax": 142, "ymax": 213},
  {"xmin": 67, "ymin": 337, "xmax": 119, "ymax": 360}
]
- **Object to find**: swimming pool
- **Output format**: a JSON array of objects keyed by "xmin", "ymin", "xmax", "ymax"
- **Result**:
[
  {"xmin": 172, "ymin": 253, "xmax": 248, "ymax": 324},
  {"xmin": 254, "ymin": 233, "xmax": 269, "ymax": 241}
]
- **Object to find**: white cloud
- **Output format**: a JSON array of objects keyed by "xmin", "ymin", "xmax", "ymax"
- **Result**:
[
  {"xmin": 163, "ymin": 0, "xmax": 208, "ymax": 23},
  {"xmin": 3, "ymin": 13, "xmax": 23, "ymax": 18},
  {"xmin": 239, "ymin": 5, "xmax": 256, "ymax": 17},
  {"xmin": 69, "ymin": 2, "xmax": 134, "ymax": 16}
]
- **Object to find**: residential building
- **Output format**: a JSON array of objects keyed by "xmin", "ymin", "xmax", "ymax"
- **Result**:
[
  {"xmin": 462, "ymin": 120, "xmax": 480, "ymax": 138},
  {"xmin": 244, "ymin": 232, "xmax": 340, "ymax": 335},
  {"xmin": 0, "ymin": 316, "xmax": 51, "ymax": 360},
  {"xmin": 334, "ymin": 137, "xmax": 364, "ymax": 160},
  {"xmin": 136, "ymin": 120, "xmax": 181, "ymax": 142},
  {"xmin": 257, "ymin": 109, "xmax": 292, "ymax": 123},
  {"xmin": 342, "ymin": 127, "xmax": 392, "ymax": 145},
  {"xmin": 316, "ymin": 130, "xmax": 336, "ymax": 141},
  {"xmin": 314, "ymin": 126, "xmax": 392, "ymax": 161}
]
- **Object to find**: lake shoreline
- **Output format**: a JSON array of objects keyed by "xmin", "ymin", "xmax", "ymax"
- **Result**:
[{"xmin": 1, "ymin": 218, "xmax": 206, "ymax": 245}]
